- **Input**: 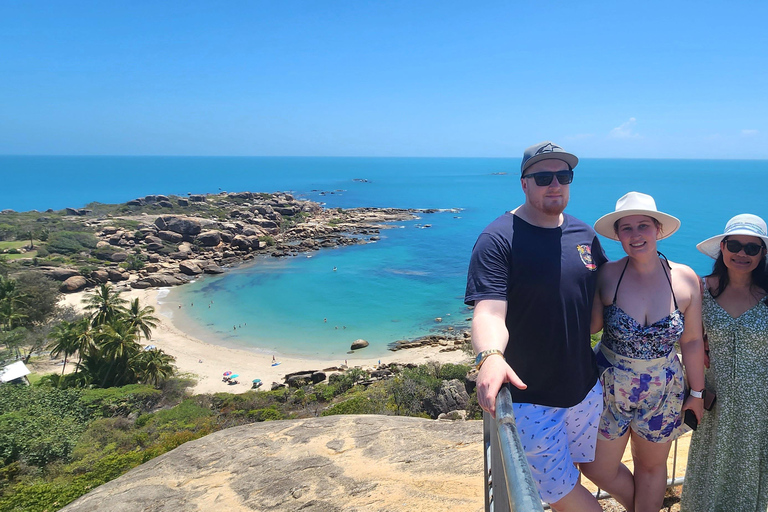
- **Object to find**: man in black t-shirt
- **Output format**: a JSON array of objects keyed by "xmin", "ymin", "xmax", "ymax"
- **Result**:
[{"xmin": 465, "ymin": 141, "xmax": 606, "ymax": 511}]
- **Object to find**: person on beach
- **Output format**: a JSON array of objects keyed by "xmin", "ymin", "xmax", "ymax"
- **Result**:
[
  {"xmin": 465, "ymin": 141, "xmax": 607, "ymax": 511},
  {"xmin": 680, "ymin": 214, "xmax": 768, "ymax": 512},
  {"xmin": 580, "ymin": 192, "xmax": 705, "ymax": 512}
]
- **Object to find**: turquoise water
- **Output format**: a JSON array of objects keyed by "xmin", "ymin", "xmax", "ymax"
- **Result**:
[{"xmin": 3, "ymin": 156, "xmax": 767, "ymax": 357}]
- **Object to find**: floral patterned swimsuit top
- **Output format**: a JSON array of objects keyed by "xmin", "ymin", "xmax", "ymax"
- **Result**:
[{"xmin": 601, "ymin": 257, "xmax": 684, "ymax": 359}]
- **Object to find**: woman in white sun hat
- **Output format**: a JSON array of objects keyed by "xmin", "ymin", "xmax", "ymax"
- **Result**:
[
  {"xmin": 681, "ymin": 214, "xmax": 768, "ymax": 512},
  {"xmin": 580, "ymin": 192, "xmax": 705, "ymax": 512}
]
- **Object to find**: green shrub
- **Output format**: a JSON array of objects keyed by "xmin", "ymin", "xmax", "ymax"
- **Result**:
[
  {"xmin": 386, "ymin": 376, "xmax": 434, "ymax": 416},
  {"xmin": 247, "ymin": 406, "xmax": 284, "ymax": 421},
  {"xmin": 138, "ymin": 398, "xmax": 213, "ymax": 432},
  {"xmin": 321, "ymin": 394, "xmax": 379, "ymax": 416},
  {"xmin": 78, "ymin": 385, "xmax": 163, "ymax": 418},
  {"xmin": 91, "ymin": 245, "xmax": 120, "ymax": 260},
  {"xmin": 46, "ymin": 231, "xmax": 98, "ymax": 255},
  {"xmin": 437, "ymin": 363, "xmax": 472, "ymax": 381}
]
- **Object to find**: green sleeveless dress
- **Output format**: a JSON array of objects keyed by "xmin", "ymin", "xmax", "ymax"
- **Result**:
[{"xmin": 681, "ymin": 286, "xmax": 768, "ymax": 511}]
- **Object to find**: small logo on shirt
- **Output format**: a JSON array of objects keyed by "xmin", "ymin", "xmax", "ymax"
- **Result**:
[{"xmin": 577, "ymin": 244, "xmax": 597, "ymax": 271}]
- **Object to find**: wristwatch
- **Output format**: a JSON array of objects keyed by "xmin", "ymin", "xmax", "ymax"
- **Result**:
[
  {"xmin": 689, "ymin": 389, "xmax": 705, "ymax": 399},
  {"xmin": 475, "ymin": 349, "xmax": 504, "ymax": 370}
]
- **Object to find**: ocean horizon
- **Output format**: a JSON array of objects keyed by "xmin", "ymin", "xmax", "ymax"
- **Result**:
[{"xmin": 3, "ymin": 155, "xmax": 767, "ymax": 358}]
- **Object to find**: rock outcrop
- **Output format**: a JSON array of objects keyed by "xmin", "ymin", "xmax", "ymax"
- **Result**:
[{"xmin": 59, "ymin": 415, "xmax": 484, "ymax": 512}]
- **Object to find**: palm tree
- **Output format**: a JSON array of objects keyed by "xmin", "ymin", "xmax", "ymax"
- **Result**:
[
  {"xmin": 95, "ymin": 319, "xmax": 140, "ymax": 387},
  {"xmin": 71, "ymin": 316, "xmax": 95, "ymax": 377},
  {"xmin": 132, "ymin": 348, "xmax": 176, "ymax": 387},
  {"xmin": 82, "ymin": 284, "xmax": 128, "ymax": 327},
  {"xmin": 47, "ymin": 320, "xmax": 79, "ymax": 375},
  {"xmin": 124, "ymin": 298, "xmax": 158, "ymax": 341},
  {"xmin": 0, "ymin": 275, "xmax": 28, "ymax": 331}
]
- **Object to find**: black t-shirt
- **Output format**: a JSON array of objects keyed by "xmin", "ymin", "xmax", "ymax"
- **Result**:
[{"xmin": 465, "ymin": 212, "xmax": 607, "ymax": 407}]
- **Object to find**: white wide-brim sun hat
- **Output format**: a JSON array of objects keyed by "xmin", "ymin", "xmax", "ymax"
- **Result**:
[
  {"xmin": 594, "ymin": 191, "xmax": 681, "ymax": 241},
  {"xmin": 696, "ymin": 213, "xmax": 768, "ymax": 259}
]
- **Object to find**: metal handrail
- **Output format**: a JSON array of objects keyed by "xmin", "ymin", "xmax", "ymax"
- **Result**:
[
  {"xmin": 484, "ymin": 383, "xmax": 690, "ymax": 511},
  {"xmin": 483, "ymin": 383, "xmax": 544, "ymax": 512}
]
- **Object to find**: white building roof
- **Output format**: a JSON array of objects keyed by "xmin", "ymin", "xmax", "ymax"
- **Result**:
[{"xmin": 0, "ymin": 361, "xmax": 31, "ymax": 383}]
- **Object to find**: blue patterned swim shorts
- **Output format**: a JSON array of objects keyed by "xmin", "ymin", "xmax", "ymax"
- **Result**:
[{"xmin": 513, "ymin": 380, "xmax": 602, "ymax": 504}]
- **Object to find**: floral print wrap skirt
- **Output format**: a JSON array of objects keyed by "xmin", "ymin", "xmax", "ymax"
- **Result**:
[{"xmin": 595, "ymin": 343, "xmax": 686, "ymax": 442}]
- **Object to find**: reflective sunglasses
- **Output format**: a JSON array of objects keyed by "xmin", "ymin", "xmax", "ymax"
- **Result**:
[
  {"xmin": 522, "ymin": 170, "xmax": 574, "ymax": 187},
  {"xmin": 723, "ymin": 239, "xmax": 765, "ymax": 256}
]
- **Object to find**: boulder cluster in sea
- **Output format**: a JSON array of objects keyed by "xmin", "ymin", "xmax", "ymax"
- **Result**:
[{"xmin": 39, "ymin": 191, "xmax": 430, "ymax": 293}]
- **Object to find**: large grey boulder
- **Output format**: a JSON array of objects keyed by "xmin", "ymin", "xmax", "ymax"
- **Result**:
[
  {"xmin": 195, "ymin": 231, "xmax": 221, "ymax": 247},
  {"xmin": 42, "ymin": 267, "xmax": 80, "ymax": 281},
  {"xmin": 60, "ymin": 276, "xmax": 87, "ymax": 292},
  {"xmin": 427, "ymin": 379, "xmax": 471, "ymax": 417},
  {"xmin": 106, "ymin": 268, "xmax": 129, "ymax": 282},
  {"xmin": 90, "ymin": 270, "xmax": 110, "ymax": 283},
  {"xmin": 157, "ymin": 231, "xmax": 184, "ymax": 243},
  {"xmin": 58, "ymin": 415, "xmax": 484, "ymax": 512},
  {"xmin": 136, "ymin": 274, "xmax": 186, "ymax": 287},
  {"xmin": 178, "ymin": 261, "xmax": 203, "ymax": 275},
  {"xmin": 154, "ymin": 216, "xmax": 202, "ymax": 239}
]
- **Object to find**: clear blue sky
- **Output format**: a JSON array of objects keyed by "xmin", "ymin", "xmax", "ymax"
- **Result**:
[{"xmin": 2, "ymin": 1, "xmax": 767, "ymax": 158}]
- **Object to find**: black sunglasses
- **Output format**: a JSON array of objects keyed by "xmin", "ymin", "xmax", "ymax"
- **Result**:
[
  {"xmin": 723, "ymin": 239, "xmax": 765, "ymax": 256},
  {"xmin": 522, "ymin": 170, "xmax": 574, "ymax": 187}
]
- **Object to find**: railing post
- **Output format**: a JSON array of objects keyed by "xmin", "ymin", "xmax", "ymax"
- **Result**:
[{"xmin": 483, "ymin": 383, "xmax": 545, "ymax": 512}]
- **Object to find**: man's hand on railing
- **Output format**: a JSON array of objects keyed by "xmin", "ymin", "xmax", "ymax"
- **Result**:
[{"xmin": 476, "ymin": 356, "xmax": 527, "ymax": 418}]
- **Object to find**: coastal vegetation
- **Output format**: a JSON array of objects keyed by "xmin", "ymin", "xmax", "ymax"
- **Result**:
[
  {"xmin": 2, "ymin": 272, "xmax": 478, "ymax": 511},
  {"xmin": 1, "ymin": 358, "xmax": 479, "ymax": 511}
]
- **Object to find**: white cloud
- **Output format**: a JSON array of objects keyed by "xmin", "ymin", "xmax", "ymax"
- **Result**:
[
  {"xmin": 609, "ymin": 117, "xmax": 640, "ymax": 139},
  {"xmin": 741, "ymin": 129, "xmax": 758, "ymax": 136}
]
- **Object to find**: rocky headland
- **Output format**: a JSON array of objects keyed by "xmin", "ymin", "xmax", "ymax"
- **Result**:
[{"xmin": 36, "ymin": 191, "xmax": 435, "ymax": 293}]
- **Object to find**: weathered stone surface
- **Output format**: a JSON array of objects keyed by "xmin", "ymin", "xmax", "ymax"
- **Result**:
[
  {"xmin": 252, "ymin": 218, "xmax": 279, "ymax": 230},
  {"xmin": 41, "ymin": 267, "xmax": 80, "ymax": 281},
  {"xmin": 60, "ymin": 275, "xmax": 87, "ymax": 292},
  {"xmin": 157, "ymin": 230, "xmax": 184, "ymax": 243},
  {"xmin": 110, "ymin": 252, "xmax": 129, "ymax": 262},
  {"xmin": 154, "ymin": 216, "xmax": 202, "ymax": 239},
  {"xmin": 178, "ymin": 261, "xmax": 203, "ymax": 275},
  {"xmin": 195, "ymin": 230, "xmax": 221, "ymax": 247},
  {"xmin": 427, "ymin": 379, "xmax": 471, "ymax": 417},
  {"xmin": 65, "ymin": 207, "xmax": 91, "ymax": 216},
  {"xmin": 177, "ymin": 198, "xmax": 188, "ymax": 206},
  {"xmin": 106, "ymin": 268, "xmax": 129, "ymax": 281},
  {"xmin": 59, "ymin": 416, "xmax": 484, "ymax": 512},
  {"xmin": 231, "ymin": 234, "xmax": 254, "ymax": 250},
  {"xmin": 90, "ymin": 270, "xmax": 110, "ymax": 283},
  {"xmin": 136, "ymin": 274, "xmax": 186, "ymax": 287},
  {"xmin": 351, "ymin": 339, "xmax": 369, "ymax": 350},
  {"xmin": 202, "ymin": 263, "xmax": 224, "ymax": 274}
]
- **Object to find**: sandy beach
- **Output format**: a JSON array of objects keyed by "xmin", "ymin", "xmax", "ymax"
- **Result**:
[{"xmin": 58, "ymin": 287, "xmax": 472, "ymax": 395}]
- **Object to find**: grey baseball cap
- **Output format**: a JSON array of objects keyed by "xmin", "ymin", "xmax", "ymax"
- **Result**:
[{"xmin": 520, "ymin": 141, "xmax": 579, "ymax": 175}]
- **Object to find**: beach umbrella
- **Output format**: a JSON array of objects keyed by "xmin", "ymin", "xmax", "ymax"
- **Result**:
[
  {"xmin": 223, "ymin": 371, "xmax": 232, "ymax": 376},
  {"xmin": 229, "ymin": 374, "xmax": 239, "ymax": 379},
  {"xmin": 252, "ymin": 378, "xmax": 261, "ymax": 383}
]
